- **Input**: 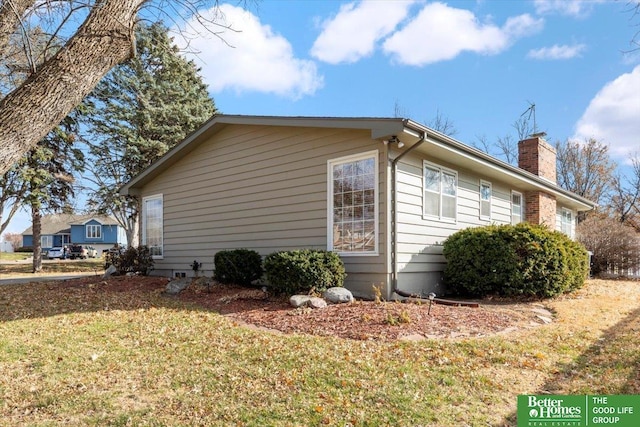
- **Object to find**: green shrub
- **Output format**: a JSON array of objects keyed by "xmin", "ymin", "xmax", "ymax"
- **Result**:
[
  {"xmin": 213, "ymin": 249, "xmax": 263, "ymax": 286},
  {"xmin": 105, "ymin": 245, "xmax": 154, "ymax": 276},
  {"xmin": 263, "ymin": 249, "xmax": 346, "ymax": 295},
  {"xmin": 443, "ymin": 223, "xmax": 588, "ymax": 298}
]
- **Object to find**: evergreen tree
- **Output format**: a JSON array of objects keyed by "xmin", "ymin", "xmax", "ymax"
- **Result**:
[
  {"xmin": 22, "ymin": 115, "xmax": 84, "ymax": 272},
  {"xmin": 83, "ymin": 21, "xmax": 217, "ymax": 246}
]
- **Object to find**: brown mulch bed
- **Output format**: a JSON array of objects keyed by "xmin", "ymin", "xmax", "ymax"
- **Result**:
[{"xmin": 54, "ymin": 275, "xmax": 549, "ymax": 341}]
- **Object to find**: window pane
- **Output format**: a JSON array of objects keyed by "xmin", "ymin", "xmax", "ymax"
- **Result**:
[
  {"xmin": 424, "ymin": 167, "xmax": 439, "ymax": 192},
  {"xmin": 424, "ymin": 192, "xmax": 439, "ymax": 216},
  {"xmin": 442, "ymin": 172, "xmax": 456, "ymax": 196},
  {"xmin": 480, "ymin": 184, "xmax": 491, "ymax": 201},
  {"xmin": 480, "ymin": 201, "xmax": 490, "ymax": 217},
  {"xmin": 442, "ymin": 195, "xmax": 456, "ymax": 219}
]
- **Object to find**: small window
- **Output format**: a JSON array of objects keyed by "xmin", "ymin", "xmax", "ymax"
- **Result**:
[
  {"xmin": 142, "ymin": 194, "xmax": 163, "ymax": 258},
  {"xmin": 41, "ymin": 235, "xmax": 53, "ymax": 248},
  {"xmin": 561, "ymin": 208, "xmax": 573, "ymax": 237},
  {"xmin": 328, "ymin": 151, "xmax": 378, "ymax": 254},
  {"xmin": 480, "ymin": 180, "xmax": 492, "ymax": 220},
  {"xmin": 86, "ymin": 224, "xmax": 102, "ymax": 239},
  {"xmin": 511, "ymin": 191, "xmax": 523, "ymax": 225},
  {"xmin": 424, "ymin": 162, "xmax": 457, "ymax": 222}
]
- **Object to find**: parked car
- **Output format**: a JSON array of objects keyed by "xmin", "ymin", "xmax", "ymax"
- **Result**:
[
  {"xmin": 69, "ymin": 244, "xmax": 88, "ymax": 259},
  {"xmin": 85, "ymin": 246, "xmax": 98, "ymax": 258},
  {"xmin": 47, "ymin": 247, "xmax": 64, "ymax": 259}
]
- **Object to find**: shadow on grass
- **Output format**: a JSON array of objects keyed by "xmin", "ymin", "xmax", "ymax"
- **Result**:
[
  {"xmin": 0, "ymin": 275, "xmax": 279, "ymax": 322},
  {"xmin": 498, "ymin": 306, "xmax": 640, "ymax": 426}
]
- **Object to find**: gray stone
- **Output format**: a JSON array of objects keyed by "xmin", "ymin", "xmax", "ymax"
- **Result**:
[
  {"xmin": 531, "ymin": 308, "xmax": 554, "ymax": 317},
  {"xmin": 166, "ymin": 278, "xmax": 191, "ymax": 295},
  {"xmin": 290, "ymin": 295, "xmax": 312, "ymax": 308},
  {"xmin": 323, "ymin": 287, "xmax": 354, "ymax": 304},
  {"xmin": 102, "ymin": 264, "xmax": 117, "ymax": 279},
  {"xmin": 308, "ymin": 297, "xmax": 327, "ymax": 309},
  {"xmin": 536, "ymin": 315, "xmax": 553, "ymax": 324}
]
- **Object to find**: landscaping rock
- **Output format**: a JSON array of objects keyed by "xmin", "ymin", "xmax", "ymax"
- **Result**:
[
  {"xmin": 289, "ymin": 295, "xmax": 327, "ymax": 309},
  {"xmin": 324, "ymin": 287, "xmax": 354, "ymax": 304},
  {"xmin": 308, "ymin": 297, "xmax": 327, "ymax": 309},
  {"xmin": 290, "ymin": 295, "xmax": 311, "ymax": 308},
  {"xmin": 102, "ymin": 264, "xmax": 117, "ymax": 279},
  {"xmin": 166, "ymin": 278, "xmax": 191, "ymax": 295}
]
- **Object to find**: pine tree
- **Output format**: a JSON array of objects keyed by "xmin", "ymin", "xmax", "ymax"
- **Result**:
[
  {"xmin": 83, "ymin": 21, "xmax": 217, "ymax": 246},
  {"xmin": 22, "ymin": 115, "xmax": 84, "ymax": 272}
]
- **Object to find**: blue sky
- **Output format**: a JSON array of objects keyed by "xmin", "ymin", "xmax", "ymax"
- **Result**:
[{"xmin": 3, "ymin": 0, "xmax": 639, "ymax": 236}]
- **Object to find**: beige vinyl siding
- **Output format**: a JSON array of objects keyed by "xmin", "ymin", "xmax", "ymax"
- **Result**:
[{"xmin": 139, "ymin": 124, "xmax": 388, "ymax": 295}]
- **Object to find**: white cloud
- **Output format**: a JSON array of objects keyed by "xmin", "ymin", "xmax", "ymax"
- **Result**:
[
  {"xmin": 382, "ymin": 3, "xmax": 543, "ymax": 66},
  {"xmin": 533, "ymin": 0, "xmax": 606, "ymax": 17},
  {"xmin": 310, "ymin": 0, "xmax": 416, "ymax": 64},
  {"xmin": 173, "ymin": 4, "xmax": 323, "ymax": 99},
  {"xmin": 574, "ymin": 65, "xmax": 640, "ymax": 157},
  {"xmin": 527, "ymin": 43, "xmax": 586, "ymax": 60}
]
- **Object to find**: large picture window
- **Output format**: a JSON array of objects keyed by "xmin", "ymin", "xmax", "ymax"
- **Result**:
[
  {"xmin": 142, "ymin": 194, "xmax": 163, "ymax": 258},
  {"xmin": 423, "ymin": 162, "xmax": 457, "ymax": 222},
  {"xmin": 329, "ymin": 151, "xmax": 377, "ymax": 254}
]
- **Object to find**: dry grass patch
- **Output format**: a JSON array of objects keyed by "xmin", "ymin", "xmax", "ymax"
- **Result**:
[{"xmin": 0, "ymin": 277, "xmax": 638, "ymax": 426}]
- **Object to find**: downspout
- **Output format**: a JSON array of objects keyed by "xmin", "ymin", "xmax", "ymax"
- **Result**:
[{"xmin": 390, "ymin": 125, "xmax": 426, "ymax": 298}]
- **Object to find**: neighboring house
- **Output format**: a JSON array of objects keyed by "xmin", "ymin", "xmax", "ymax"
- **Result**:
[
  {"xmin": 120, "ymin": 115, "xmax": 596, "ymax": 299},
  {"xmin": 21, "ymin": 213, "xmax": 125, "ymax": 254}
]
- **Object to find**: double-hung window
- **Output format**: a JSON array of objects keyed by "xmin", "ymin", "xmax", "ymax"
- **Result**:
[
  {"xmin": 423, "ymin": 162, "xmax": 457, "ymax": 222},
  {"xmin": 86, "ymin": 224, "xmax": 102, "ymax": 239},
  {"xmin": 561, "ymin": 208, "xmax": 573, "ymax": 237},
  {"xmin": 480, "ymin": 180, "xmax": 492, "ymax": 220},
  {"xmin": 142, "ymin": 194, "xmax": 163, "ymax": 258},
  {"xmin": 329, "ymin": 151, "xmax": 378, "ymax": 254},
  {"xmin": 511, "ymin": 191, "xmax": 523, "ymax": 224}
]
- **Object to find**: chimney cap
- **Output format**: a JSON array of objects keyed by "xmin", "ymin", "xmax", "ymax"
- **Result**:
[{"xmin": 530, "ymin": 131, "xmax": 547, "ymax": 139}]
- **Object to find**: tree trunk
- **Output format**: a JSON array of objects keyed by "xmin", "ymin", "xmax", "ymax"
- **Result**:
[
  {"xmin": 0, "ymin": 0, "xmax": 144, "ymax": 176},
  {"xmin": 31, "ymin": 206, "xmax": 42, "ymax": 273}
]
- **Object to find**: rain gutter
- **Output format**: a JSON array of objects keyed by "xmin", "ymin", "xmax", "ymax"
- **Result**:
[{"xmin": 390, "ymin": 121, "xmax": 426, "ymax": 298}]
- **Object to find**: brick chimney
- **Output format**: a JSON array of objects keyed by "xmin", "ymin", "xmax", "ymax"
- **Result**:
[{"xmin": 518, "ymin": 134, "xmax": 557, "ymax": 229}]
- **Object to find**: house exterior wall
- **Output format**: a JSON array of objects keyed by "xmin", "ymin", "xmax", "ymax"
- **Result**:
[
  {"xmin": 394, "ymin": 151, "xmax": 535, "ymax": 296},
  {"xmin": 70, "ymin": 221, "xmax": 122, "ymax": 253},
  {"xmin": 138, "ymin": 124, "xmax": 390, "ymax": 298}
]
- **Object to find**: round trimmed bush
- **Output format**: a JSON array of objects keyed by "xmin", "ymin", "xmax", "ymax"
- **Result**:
[
  {"xmin": 264, "ymin": 249, "xmax": 346, "ymax": 295},
  {"xmin": 443, "ymin": 223, "xmax": 588, "ymax": 298}
]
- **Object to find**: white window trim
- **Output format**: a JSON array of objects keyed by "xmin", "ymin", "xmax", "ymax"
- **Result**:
[
  {"xmin": 142, "ymin": 194, "xmax": 164, "ymax": 259},
  {"xmin": 86, "ymin": 224, "xmax": 102, "ymax": 239},
  {"xmin": 511, "ymin": 190, "xmax": 524, "ymax": 225},
  {"xmin": 480, "ymin": 180, "xmax": 492, "ymax": 221},
  {"xmin": 327, "ymin": 150, "xmax": 379, "ymax": 256},
  {"xmin": 422, "ymin": 160, "xmax": 458, "ymax": 223}
]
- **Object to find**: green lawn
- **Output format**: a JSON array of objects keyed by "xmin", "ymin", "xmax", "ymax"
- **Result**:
[{"xmin": 0, "ymin": 278, "xmax": 638, "ymax": 426}]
